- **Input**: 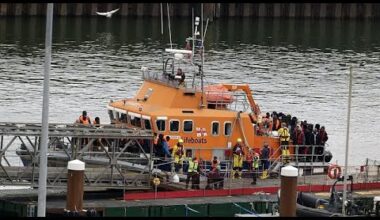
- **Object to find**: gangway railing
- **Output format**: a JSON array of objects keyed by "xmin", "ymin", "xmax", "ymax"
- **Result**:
[
  {"xmin": 266, "ymin": 144, "xmax": 330, "ymax": 176},
  {"xmin": 0, "ymin": 122, "xmax": 155, "ymax": 190}
]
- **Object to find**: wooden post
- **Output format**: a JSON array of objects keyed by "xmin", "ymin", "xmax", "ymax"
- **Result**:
[
  {"xmin": 75, "ymin": 3, "xmax": 83, "ymax": 16},
  {"xmin": 215, "ymin": 3, "xmax": 221, "ymax": 18},
  {"xmin": 364, "ymin": 3, "xmax": 372, "ymax": 18},
  {"xmin": 151, "ymin": 3, "xmax": 160, "ymax": 17},
  {"xmin": 136, "ymin": 3, "xmax": 144, "ymax": 17},
  {"xmin": 66, "ymin": 159, "xmax": 85, "ymax": 213},
  {"xmin": 274, "ymin": 3, "xmax": 281, "ymax": 17},
  {"xmin": 320, "ymin": 3, "xmax": 327, "ymax": 18},
  {"xmin": 228, "ymin": 3, "xmax": 235, "ymax": 17},
  {"xmin": 289, "ymin": 3, "xmax": 296, "ymax": 18},
  {"xmin": 335, "ymin": 3, "xmax": 342, "ymax": 19},
  {"xmin": 258, "ymin": 3, "xmax": 266, "ymax": 17},
  {"xmin": 30, "ymin": 3, "xmax": 38, "ymax": 16},
  {"xmin": 60, "ymin": 3, "xmax": 67, "ymax": 16},
  {"xmin": 349, "ymin": 3, "xmax": 357, "ymax": 18},
  {"xmin": 121, "ymin": 3, "xmax": 128, "ymax": 16},
  {"xmin": 304, "ymin": 3, "xmax": 311, "ymax": 18},
  {"xmin": 279, "ymin": 165, "xmax": 298, "ymax": 217},
  {"xmin": 0, "ymin": 4, "xmax": 7, "ymax": 16},
  {"xmin": 90, "ymin": 3, "xmax": 97, "ymax": 16},
  {"xmin": 15, "ymin": 3, "xmax": 23, "ymax": 16}
]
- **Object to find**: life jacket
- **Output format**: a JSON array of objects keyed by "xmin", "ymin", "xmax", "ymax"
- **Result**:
[
  {"xmin": 252, "ymin": 154, "xmax": 260, "ymax": 169},
  {"xmin": 233, "ymin": 144, "xmax": 243, "ymax": 156},
  {"xmin": 79, "ymin": 115, "xmax": 90, "ymax": 125},
  {"xmin": 172, "ymin": 144, "xmax": 184, "ymax": 163},
  {"xmin": 278, "ymin": 127, "xmax": 290, "ymax": 142},
  {"xmin": 188, "ymin": 159, "xmax": 199, "ymax": 173}
]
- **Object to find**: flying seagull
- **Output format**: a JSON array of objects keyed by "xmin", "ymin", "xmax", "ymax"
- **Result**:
[{"xmin": 96, "ymin": 8, "xmax": 120, "ymax": 18}]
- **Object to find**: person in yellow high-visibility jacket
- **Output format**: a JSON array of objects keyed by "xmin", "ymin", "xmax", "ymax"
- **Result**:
[
  {"xmin": 186, "ymin": 157, "xmax": 200, "ymax": 189},
  {"xmin": 232, "ymin": 138, "xmax": 245, "ymax": 179},
  {"xmin": 171, "ymin": 139, "xmax": 185, "ymax": 173},
  {"xmin": 278, "ymin": 122, "xmax": 290, "ymax": 164}
]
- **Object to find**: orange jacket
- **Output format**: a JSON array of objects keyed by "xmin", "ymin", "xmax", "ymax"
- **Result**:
[{"xmin": 79, "ymin": 115, "xmax": 91, "ymax": 125}]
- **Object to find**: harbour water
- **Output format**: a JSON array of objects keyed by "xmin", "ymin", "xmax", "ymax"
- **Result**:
[{"xmin": 0, "ymin": 17, "xmax": 379, "ymax": 165}]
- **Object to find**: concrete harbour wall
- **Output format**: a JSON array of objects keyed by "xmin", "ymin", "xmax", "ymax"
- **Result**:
[{"xmin": 0, "ymin": 3, "xmax": 379, "ymax": 19}]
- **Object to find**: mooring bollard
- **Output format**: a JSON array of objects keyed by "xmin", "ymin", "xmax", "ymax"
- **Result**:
[
  {"xmin": 279, "ymin": 165, "xmax": 298, "ymax": 217},
  {"xmin": 66, "ymin": 159, "xmax": 85, "ymax": 213}
]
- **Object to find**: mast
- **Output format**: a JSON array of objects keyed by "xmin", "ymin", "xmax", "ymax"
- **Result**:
[
  {"xmin": 166, "ymin": 3, "xmax": 173, "ymax": 49},
  {"xmin": 200, "ymin": 3, "xmax": 204, "ymax": 107},
  {"xmin": 38, "ymin": 3, "xmax": 53, "ymax": 217},
  {"xmin": 160, "ymin": 3, "xmax": 164, "ymax": 72}
]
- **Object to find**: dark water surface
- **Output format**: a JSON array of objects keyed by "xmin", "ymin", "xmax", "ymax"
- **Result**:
[{"xmin": 0, "ymin": 17, "xmax": 379, "ymax": 165}]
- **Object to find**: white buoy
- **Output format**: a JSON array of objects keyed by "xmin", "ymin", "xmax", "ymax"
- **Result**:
[{"xmin": 172, "ymin": 174, "xmax": 179, "ymax": 183}]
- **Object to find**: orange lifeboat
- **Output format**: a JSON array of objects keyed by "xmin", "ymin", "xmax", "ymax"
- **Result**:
[{"xmin": 204, "ymin": 84, "xmax": 234, "ymax": 104}]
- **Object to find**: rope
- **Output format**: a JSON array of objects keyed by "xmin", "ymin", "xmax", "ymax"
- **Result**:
[
  {"xmin": 184, "ymin": 204, "xmax": 200, "ymax": 214},
  {"xmin": 232, "ymin": 202, "xmax": 259, "ymax": 217}
]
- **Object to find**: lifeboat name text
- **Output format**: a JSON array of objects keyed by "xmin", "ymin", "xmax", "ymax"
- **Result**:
[{"xmin": 184, "ymin": 137, "xmax": 207, "ymax": 144}]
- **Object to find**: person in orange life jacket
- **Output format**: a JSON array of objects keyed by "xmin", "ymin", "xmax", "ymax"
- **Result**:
[
  {"xmin": 232, "ymin": 138, "xmax": 245, "ymax": 179},
  {"xmin": 76, "ymin": 110, "xmax": 91, "ymax": 125}
]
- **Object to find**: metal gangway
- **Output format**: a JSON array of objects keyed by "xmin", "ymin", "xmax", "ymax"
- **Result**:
[{"xmin": 0, "ymin": 122, "xmax": 156, "ymax": 190}]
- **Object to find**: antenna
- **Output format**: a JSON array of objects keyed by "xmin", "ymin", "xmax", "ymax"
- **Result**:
[
  {"xmin": 166, "ymin": 3, "xmax": 173, "ymax": 49},
  {"xmin": 160, "ymin": 3, "xmax": 164, "ymax": 72},
  {"xmin": 191, "ymin": 7, "xmax": 195, "ymax": 88}
]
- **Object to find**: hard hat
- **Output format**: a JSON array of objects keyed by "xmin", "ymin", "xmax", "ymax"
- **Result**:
[
  {"xmin": 178, "ymin": 139, "xmax": 184, "ymax": 143},
  {"xmin": 237, "ymin": 138, "xmax": 242, "ymax": 142}
]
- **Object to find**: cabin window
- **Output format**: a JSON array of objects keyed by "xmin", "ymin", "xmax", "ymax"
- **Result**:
[
  {"xmin": 183, "ymin": 120, "xmax": 193, "ymax": 133},
  {"xmin": 224, "ymin": 122, "xmax": 232, "ymax": 136},
  {"xmin": 114, "ymin": 111, "xmax": 120, "ymax": 121},
  {"xmin": 211, "ymin": 121, "xmax": 219, "ymax": 136},
  {"xmin": 108, "ymin": 110, "xmax": 115, "ymax": 121},
  {"xmin": 143, "ymin": 119, "xmax": 152, "ymax": 130},
  {"xmin": 120, "ymin": 113, "xmax": 128, "ymax": 123},
  {"xmin": 170, "ymin": 120, "xmax": 180, "ymax": 132},
  {"xmin": 156, "ymin": 120, "xmax": 166, "ymax": 131},
  {"xmin": 131, "ymin": 116, "xmax": 141, "ymax": 127}
]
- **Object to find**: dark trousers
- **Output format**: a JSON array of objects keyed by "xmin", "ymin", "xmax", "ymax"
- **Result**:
[
  {"xmin": 206, "ymin": 172, "xmax": 224, "ymax": 189},
  {"xmin": 186, "ymin": 172, "xmax": 200, "ymax": 189},
  {"xmin": 252, "ymin": 168, "xmax": 258, "ymax": 183}
]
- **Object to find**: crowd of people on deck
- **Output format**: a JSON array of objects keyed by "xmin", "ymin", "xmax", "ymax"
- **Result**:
[{"xmin": 256, "ymin": 111, "xmax": 329, "ymax": 162}]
